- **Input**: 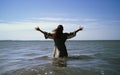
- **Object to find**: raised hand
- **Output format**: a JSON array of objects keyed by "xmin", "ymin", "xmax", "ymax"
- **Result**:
[
  {"xmin": 75, "ymin": 26, "xmax": 83, "ymax": 33},
  {"xmin": 79, "ymin": 26, "xmax": 83, "ymax": 30},
  {"xmin": 35, "ymin": 27, "xmax": 41, "ymax": 31}
]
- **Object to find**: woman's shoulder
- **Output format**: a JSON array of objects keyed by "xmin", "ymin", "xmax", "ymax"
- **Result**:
[
  {"xmin": 63, "ymin": 33, "xmax": 69, "ymax": 34},
  {"xmin": 63, "ymin": 32, "xmax": 75, "ymax": 35}
]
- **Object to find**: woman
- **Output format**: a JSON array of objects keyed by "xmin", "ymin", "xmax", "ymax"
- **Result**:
[{"xmin": 35, "ymin": 25, "xmax": 83, "ymax": 58}]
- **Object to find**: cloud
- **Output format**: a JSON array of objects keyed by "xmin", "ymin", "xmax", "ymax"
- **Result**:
[
  {"xmin": 30, "ymin": 17, "xmax": 96, "ymax": 22},
  {"xmin": 82, "ymin": 18, "xmax": 97, "ymax": 21},
  {"xmin": 0, "ymin": 17, "xmax": 119, "ymax": 40},
  {"xmin": 0, "ymin": 19, "xmax": 83, "ymax": 40},
  {"xmin": 38, "ymin": 17, "xmax": 79, "ymax": 21}
]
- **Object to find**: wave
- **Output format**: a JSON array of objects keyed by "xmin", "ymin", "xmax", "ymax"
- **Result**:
[
  {"xmin": 2, "ymin": 64, "xmax": 107, "ymax": 75},
  {"xmin": 68, "ymin": 55, "xmax": 93, "ymax": 60},
  {"xmin": 31, "ymin": 56, "xmax": 51, "ymax": 60},
  {"xmin": 31, "ymin": 54, "xmax": 93, "ymax": 61}
]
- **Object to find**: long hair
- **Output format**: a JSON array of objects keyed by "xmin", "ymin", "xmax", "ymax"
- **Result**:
[{"xmin": 53, "ymin": 25, "xmax": 63, "ymax": 39}]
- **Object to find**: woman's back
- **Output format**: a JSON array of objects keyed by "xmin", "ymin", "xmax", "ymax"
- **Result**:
[{"xmin": 54, "ymin": 33, "xmax": 68, "ymax": 58}]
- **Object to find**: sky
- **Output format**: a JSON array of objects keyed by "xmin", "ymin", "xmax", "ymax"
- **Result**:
[{"xmin": 0, "ymin": 0, "xmax": 120, "ymax": 40}]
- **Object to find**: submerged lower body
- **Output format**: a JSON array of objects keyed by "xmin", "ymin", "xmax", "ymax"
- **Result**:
[
  {"xmin": 52, "ymin": 57, "xmax": 67, "ymax": 67},
  {"xmin": 52, "ymin": 46, "xmax": 68, "ymax": 67},
  {"xmin": 53, "ymin": 46, "xmax": 68, "ymax": 58}
]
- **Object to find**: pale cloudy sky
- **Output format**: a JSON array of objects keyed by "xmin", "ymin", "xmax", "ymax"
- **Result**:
[{"xmin": 0, "ymin": 0, "xmax": 120, "ymax": 40}]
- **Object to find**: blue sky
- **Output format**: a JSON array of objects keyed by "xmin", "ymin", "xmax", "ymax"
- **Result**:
[{"xmin": 0, "ymin": 0, "xmax": 120, "ymax": 40}]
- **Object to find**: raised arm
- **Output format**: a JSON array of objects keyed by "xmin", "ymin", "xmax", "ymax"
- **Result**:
[
  {"xmin": 35, "ymin": 27, "xmax": 53, "ymax": 39},
  {"xmin": 74, "ymin": 26, "xmax": 83, "ymax": 34},
  {"xmin": 67, "ymin": 26, "xmax": 83, "ymax": 39},
  {"xmin": 35, "ymin": 27, "xmax": 46, "ymax": 34}
]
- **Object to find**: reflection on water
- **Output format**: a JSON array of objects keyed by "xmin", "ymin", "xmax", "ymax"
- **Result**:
[
  {"xmin": 52, "ymin": 58, "xmax": 67, "ymax": 67},
  {"xmin": 2, "ymin": 56, "xmax": 119, "ymax": 75}
]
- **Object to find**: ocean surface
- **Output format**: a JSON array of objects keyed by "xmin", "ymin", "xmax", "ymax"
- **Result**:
[{"xmin": 0, "ymin": 40, "xmax": 120, "ymax": 75}]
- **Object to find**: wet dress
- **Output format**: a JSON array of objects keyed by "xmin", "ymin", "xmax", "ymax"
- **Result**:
[{"xmin": 43, "ymin": 32, "xmax": 76, "ymax": 58}]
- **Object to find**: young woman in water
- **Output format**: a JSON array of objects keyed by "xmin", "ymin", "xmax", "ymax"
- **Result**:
[{"xmin": 35, "ymin": 25, "xmax": 83, "ymax": 58}]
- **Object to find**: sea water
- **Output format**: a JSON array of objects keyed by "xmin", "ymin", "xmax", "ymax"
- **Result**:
[{"xmin": 0, "ymin": 40, "xmax": 120, "ymax": 75}]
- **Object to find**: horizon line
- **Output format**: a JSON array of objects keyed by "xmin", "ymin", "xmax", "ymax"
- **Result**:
[{"xmin": 0, "ymin": 40, "xmax": 120, "ymax": 41}]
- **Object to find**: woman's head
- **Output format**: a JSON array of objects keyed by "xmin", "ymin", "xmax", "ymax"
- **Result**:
[
  {"xmin": 53, "ymin": 25, "xmax": 63, "ymax": 33},
  {"xmin": 53, "ymin": 25, "xmax": 64, "ymax": 38}
]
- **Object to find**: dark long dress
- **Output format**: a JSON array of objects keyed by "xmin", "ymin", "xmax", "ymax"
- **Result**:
[{"xmin": 43, "ymin": 32, "xmax": 76, "ymax": 58}]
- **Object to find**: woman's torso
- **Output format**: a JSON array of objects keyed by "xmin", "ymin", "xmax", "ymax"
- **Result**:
[{"xmin": 53, "ymin": 33, "xmax": 68, "ymax": 57}]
